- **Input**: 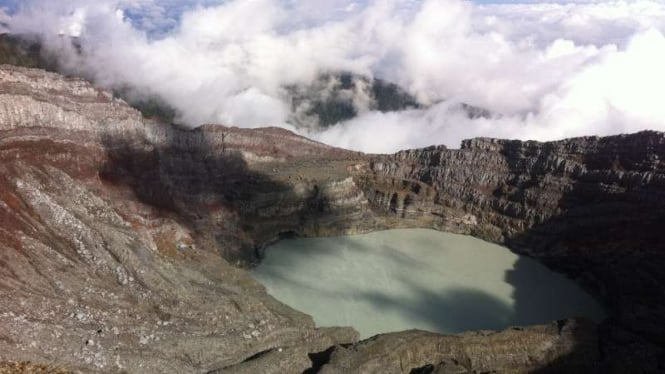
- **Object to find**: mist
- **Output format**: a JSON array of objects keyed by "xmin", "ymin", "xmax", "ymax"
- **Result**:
[{"xmin": 3, "ymin": 0, "xmax": 665, "ymax": 152}]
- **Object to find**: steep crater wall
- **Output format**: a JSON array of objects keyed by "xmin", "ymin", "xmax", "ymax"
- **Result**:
[
  {"xmin": 357, "ymin": 134, "xmax": 665, "ymax": 343},
  {"xmin": 0, "ymin": 64, "xmax": 663, "ymax": 373}
]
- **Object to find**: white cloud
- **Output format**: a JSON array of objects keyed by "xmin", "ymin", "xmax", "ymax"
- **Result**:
[
  {"xmin": 0, "ymin": 9, "xmax": 10, "ymax": 33},
  {"xmin": 4, "ymin": 0, "xmax": 665, "ymax": 152},
  {"xmin": 315, "ymin": 26, "xmax": 665, "ymax": 153}
]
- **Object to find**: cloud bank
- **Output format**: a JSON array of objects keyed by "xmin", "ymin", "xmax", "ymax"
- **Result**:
[{"xmin": 4, "ymin": 0, "xmax": 665, "ymax": 152}]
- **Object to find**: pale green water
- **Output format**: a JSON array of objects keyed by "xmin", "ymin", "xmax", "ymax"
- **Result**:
[{"xmin": 252, "ymin": 228, "xmax": 605, "ymax": 338}]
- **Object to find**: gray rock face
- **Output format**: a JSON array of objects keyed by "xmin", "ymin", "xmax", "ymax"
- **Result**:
[
  {"xmin": 0, "ymin": 64, "xmax": 663, "ymax": 373},
  {"xmin": 320, "ymin": 319, "xmax": 599, "ymax": 374},
  {"xmin": 358, "ymin": 132, "xmax": 665, "ymax": 365},
  {"xmin": 0, "ymin": 65, "xmax": 360, "ymax": 373}
]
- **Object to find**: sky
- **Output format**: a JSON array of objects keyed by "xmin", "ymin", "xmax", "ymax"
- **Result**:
[{"xmin": 1, "ymin": 0, "xmax": 665, "ymax": 152}]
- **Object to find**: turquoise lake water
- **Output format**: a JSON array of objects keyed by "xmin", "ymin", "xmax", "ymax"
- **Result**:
[{"xmin": 252, "ymin": 228, "xmax": 605, "ymax": 338}]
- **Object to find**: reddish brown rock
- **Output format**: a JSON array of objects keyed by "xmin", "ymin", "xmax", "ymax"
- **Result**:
[{"xmin": 0, "ymin": 64, "xmax": 663, "ymax": 373}]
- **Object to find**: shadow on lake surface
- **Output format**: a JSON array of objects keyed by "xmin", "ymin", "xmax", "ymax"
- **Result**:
[
  {"xmin": 253, "ymin": 229, "xmax": 605, "ymax": 338},
  {"xmin": 360, "ymin": 282, "xmax": 514, "ymax": 333}
]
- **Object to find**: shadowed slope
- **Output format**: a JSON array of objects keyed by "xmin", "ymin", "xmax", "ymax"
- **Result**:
[{"xmin": 1, "ymin": 64, "xmax": 664, "ymax": 373}]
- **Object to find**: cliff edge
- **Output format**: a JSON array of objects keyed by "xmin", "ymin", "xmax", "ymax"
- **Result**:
[{"xmin": 0, "ymin": 65, "xmax": 663, "ymax": 373}]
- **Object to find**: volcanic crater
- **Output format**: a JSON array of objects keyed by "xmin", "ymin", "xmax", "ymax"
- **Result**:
[{"xmin": 0, "ymin": 64, "xmax": 664, "ymax": 373}]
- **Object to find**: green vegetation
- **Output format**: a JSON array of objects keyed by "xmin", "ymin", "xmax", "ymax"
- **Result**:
[
  {"xmin": 1, "ymin": 35, "xmax": 487, "ymax": 127},
  {"xmin": 372, "ymin": 77, "xmax": 420, "ymax": 112},
  {"xmin": 116, "ymin": 91, "xmax": 178, "ymax": 124},
  {"xmin": 1, "ymin": 34, "xmax": 178, "ymax": 124},
  {"xmin": 288, "ymin": 72, "xmax": 422, "ymax": 128},
  {"xmin": 0, "ymin": 34, "xmax": 54, "ymax": 70},
  {"xmin": 308, "ymin": 97, "xmax": 358, "ymax": 127}
]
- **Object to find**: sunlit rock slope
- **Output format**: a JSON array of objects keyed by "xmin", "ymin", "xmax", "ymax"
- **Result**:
[{"xmin": 0, "ymin": 64, "xmax": 663, "ymax": 373}]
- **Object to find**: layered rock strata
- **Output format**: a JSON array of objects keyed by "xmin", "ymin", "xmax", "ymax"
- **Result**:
[{"xmin": 0, "ymin": 64, "xmax": 663, "ymax": 373}]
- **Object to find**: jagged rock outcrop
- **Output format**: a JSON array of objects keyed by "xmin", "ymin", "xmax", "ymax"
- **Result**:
[
  {"xmin": 0, "ymin": 65, "xmax": 361, "ymax": 373},
  {"xmin": 320, "ymin": 319, "xmax": 599, "ymax": 374},
  {"xmin": 0, "ymin": 64, "xmax": 664, "ymax": 373},
  {"xmin": 355, "ymin": 132, "xmax": 665, "ymax": 371}
]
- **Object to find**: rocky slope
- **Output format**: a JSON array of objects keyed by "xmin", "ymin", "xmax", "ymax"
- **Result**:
[
  {"xmin": 0, "ymin": 64, "xmax": 663, "ymax": 373},
  {"xmin": 0, "ymin": 33, "xmax": 490, "ymax": 129},
  {"xmin": 352, "ymin": 133, "xmax": 665, "ymax": 372}
]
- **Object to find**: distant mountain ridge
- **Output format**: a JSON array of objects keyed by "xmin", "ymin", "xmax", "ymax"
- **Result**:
[
  {"xmin": 0, "ymin": 33, "xmax": 57, "ymax": 71},
  {"xmin": 286, "ymin": 72, "xmax": 422, "ymax": 128},
  {"xmin": 0, "ymin": 33, "xmax": 491, "ymax": 130},
  {"xmin": 0, "ymin": 64, "xmax": 663, "ymax": 372}
]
